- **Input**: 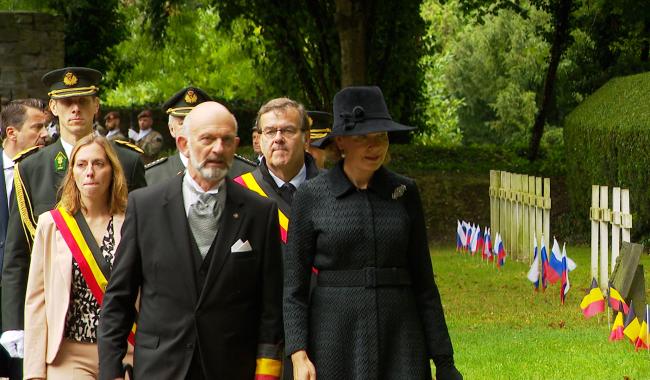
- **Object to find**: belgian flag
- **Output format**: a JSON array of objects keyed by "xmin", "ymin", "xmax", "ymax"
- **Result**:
[
  {"xmin": 608, "ymin": 284, "xmax": 629, "ymax": 314},
  {"xmin": 608, "ymin": 300, "xmax": 625, "ymax": 342},
  {"xmin": 623, "ymin": 301, "xmax": 641, "ymax": 345},
  {"xmin": 635, "ymin": 305, "xmax": 649, "ymax": 351},
  {"xmin": 579, "ymin": 278, "xmax": 605, "ymax": 318}
]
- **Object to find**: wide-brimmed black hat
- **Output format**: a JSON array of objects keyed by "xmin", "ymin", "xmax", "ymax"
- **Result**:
[
  {"xmin": 314, "ymin": 86, "xmax": 414, "ymax": 148},
  {"xmin": 162, "ymin": 86, "xmax": 212, "ymax": 117},
  {"xmin": 307, "ymin": 110, "xmax": 332, "ymax": 147},
  {"xmin": 42, "ymin": 67, "xmax": 102, "ymax": 99}
]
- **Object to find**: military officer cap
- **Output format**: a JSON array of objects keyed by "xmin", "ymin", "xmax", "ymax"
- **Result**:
[
  {"xmin": 162, "ymin": 87, "xmax": 212, "ymax": 117},
  {"xmin": 42, "ymin": 67, "xmax": 102, "ymax": 99},
  {"xmin": 307, "ymin": 110, "xmax": 332, "ymax": 148}
]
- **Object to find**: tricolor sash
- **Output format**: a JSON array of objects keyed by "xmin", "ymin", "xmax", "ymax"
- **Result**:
[
  {"xmin": 234, "ymin": 172, "xmax": 290, "ymax": 243},
  {"xmin": 50, "ymin": 207, "xmax": 136, "ymax": 345}
]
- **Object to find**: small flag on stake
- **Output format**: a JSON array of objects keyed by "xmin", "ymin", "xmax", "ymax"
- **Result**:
[
  {"xmin": 634, "ymin": 305, "xmax": 649, "ymax": 351},
  {"xmin": 623, "ymin": 301, "xmax": 641, "ymax": 345},
  {"xmin": 526, "ymin": 235, "xmax": 540, "ymax": 290},
  {"xmin": 608, "ymin": 285, "xmax": 629, "ymax": 315},
  {"xmin": 580, "ymin": 278, "xmax": 605, "ymax": 318},
  {"xmin": 609, "ymin": 300, "xmax": 625, "ymax": 341}
]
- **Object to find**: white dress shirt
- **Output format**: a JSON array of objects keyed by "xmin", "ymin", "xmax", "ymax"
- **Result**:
[
  {"xmin": 3, "ymin": 150, "xmax": 14, "ymax": 208},
  {"xmin": 59, "ymin": 137, "xmax": 74, "ymax": 160},
  {"xmin": 268, "ymin": 163, "xmax": 307, "ymax": 190}
]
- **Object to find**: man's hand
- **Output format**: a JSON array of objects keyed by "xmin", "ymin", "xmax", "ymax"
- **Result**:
[
  {"xmin": 0, "ymin": 330, "xmax": 24, "ymax": 358},
  {"xmin": 128, "ymin": 128, "xmax": 139, "ymax": 141},
  {"xmin": 291, "ymin": 350, "xmax": 316, "ymax": 380}
]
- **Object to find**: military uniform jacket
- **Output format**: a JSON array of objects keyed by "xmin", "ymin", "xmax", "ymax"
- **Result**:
[
  {"xmin": 283, "ymin": 162, "xmax": 454, "ymax": 379},
  {"xmin": 144, "ymin": 152, "xmax": 185, "ymax": 186},
  {"xmin": 136, "ymin": 129, "xmax": 164, "ymax": 164},
  {"xmin": 106, "ymin": 131, "xmax": 127, "ymax": 142},
  {"xmin": 98, "ymin": 176, "xmax": 283, "ymax": 380},
  {"xmin": 0, "ymin": 149, "xmax": 10, "ymax": 282},
  {"xmin": 1, "ymin": 139, "xmax": 146, "ymax": 331},
  {"xmin": 146, "ymin": 151, "xmax": 257, "ymax": 187}
]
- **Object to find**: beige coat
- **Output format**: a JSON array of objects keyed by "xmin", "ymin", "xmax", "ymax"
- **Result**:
[{"xmin": 23, "ymin": 211, "xmax": 129, "ymax": 379}]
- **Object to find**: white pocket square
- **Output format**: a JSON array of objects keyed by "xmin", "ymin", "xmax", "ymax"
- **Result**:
[{"xmin": 231, "ymin": 239, "xmax": 252, "ymax": 253}]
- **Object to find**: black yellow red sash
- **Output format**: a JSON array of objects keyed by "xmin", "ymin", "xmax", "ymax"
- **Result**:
[
  {"xmin": 254, "ymin": 357, "xmax": 281, "ymax": 379},
  {"xmin": 234, "ymin": 173, "xmax": 289, "ymax": 243},
  {"xmin": 50, "ymin": 207, "xmax": 136, "ymax": 345}
]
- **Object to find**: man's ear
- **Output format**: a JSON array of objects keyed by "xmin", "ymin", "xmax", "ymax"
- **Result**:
[
  {"xmin": 177, "ymin": 135, "xmax": 190, "ymax": 158},
  {"xmin": 304, "ymin": 132, "xmax": 311, "ymax": 151},
  {"xmin": 49, "ymin": 99, "xmax": 58, "ymax": 117},
  {"xmin": 234, "ymin": 136, "xmax": 240, "ymax": 150},
  {"xmin": 5, "ymin": 126, "xmax": 17, "ymax": 142},
  {"xmin": 93, "ymin": 97, "xmax": 100, "ymax": 115}
]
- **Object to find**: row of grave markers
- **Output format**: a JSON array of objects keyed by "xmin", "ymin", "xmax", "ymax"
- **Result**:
[
  {"xmin": 489, "ymin": 170, "xmax": 551, "ymax": 263},
  {"xmin": 590, "ymin": 185, "xmax": 632, "ymax": 292}
]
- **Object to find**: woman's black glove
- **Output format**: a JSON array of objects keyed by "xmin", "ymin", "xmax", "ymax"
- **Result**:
[{"xmin": 433, "ymin": 355, "xmax": 463, "ymax": 380}]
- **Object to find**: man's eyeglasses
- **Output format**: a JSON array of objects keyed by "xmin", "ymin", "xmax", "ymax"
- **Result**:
[{"xmin": 261, "ymin": 127, "xmax": 303, "ymax": 139}]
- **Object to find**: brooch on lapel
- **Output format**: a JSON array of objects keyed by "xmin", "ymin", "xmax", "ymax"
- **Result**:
[{"xmin": 392, "ymin": 184, "xmax": 407, "ymax": 200}]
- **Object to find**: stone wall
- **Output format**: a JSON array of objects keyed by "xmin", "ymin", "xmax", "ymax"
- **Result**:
[{"xmin": 0, "ymin": 11, "xmax": 64, "ymax": 104}]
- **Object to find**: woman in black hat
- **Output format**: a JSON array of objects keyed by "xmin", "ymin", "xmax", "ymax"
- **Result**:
[{"xmin": 284, "ymin": 86, "xmax": 462, "ymax": 380}]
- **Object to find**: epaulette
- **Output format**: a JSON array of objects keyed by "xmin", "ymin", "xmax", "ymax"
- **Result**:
[
  {"xmin": 145, "ymin": 156, "xmax": 169, "ymax": 170},
  {"xmin": 234, "ymin": 154, "xmax": 257, "ymax": 167},
  {"xmin": 12, "ymin": 146, "xmax": 41, "ymax": 163},
  {"xmin": 114, "ymin": 140, "xmax": 144, "ymax": 154}
]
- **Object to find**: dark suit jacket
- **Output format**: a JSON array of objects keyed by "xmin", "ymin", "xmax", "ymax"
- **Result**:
[
  {"xmin": 243, "ymin": 153, "xmax": 321, "ymax": 224},
  {"xmin": 98, "ymin": 176, "xmax": 283, "ymax": 380},
  {"xmin": 0, "ymin": 149, "xmax": 9, "ymax": 280},
  {"xmin": 1, "ymin": 139, "xmax": 146, "ymax": 331},
  {"xmin": 146, "ymin": 151, "xmax": 257, "ymax": 186}
]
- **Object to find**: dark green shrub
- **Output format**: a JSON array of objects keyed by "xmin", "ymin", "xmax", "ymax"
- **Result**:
[{"xmin": 564, "ymin": 71, "xmax": 650, "ymax": 241}]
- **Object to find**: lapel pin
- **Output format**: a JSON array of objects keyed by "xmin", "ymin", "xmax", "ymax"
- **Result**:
[
  {"xmin": 233, "ymin": 212, "xmax": 239, "ymax": 219},
  {"xmin": 392, "ymin": 184, "xmax": 407, "ymax": 200}
]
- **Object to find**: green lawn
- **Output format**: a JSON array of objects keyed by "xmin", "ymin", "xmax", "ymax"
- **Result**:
[{"xmin": 431, "ymin": 245, "xmax": 650, "ymax": 380}]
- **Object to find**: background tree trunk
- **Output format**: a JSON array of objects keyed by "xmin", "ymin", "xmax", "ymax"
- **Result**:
[
  {"xmin": 335, "ymin": 0, "xmax": 368, "ymax": 86},
  {"xmin": 528, "ymin": 0, "xmax": 573, "ymax": 161}
]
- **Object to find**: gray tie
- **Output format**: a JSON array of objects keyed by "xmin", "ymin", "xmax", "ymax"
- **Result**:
[{"xmin": 188, "ymin": 190, "xmax": 225, "ymax": 259}]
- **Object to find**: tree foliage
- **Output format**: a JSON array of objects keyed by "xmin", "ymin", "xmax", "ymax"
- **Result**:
[
  {"xmin": 139, "ymin": 0, "xmax": 426, "ymax": 126},
  {"xmin": 103, "ymin": 4, "xmax": 268, "ymax": 107}
]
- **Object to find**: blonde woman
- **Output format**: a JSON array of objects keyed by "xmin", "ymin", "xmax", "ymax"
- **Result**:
[
  {"xmin": 24, "ymin": 135, "xmax": 132, "ymax": 379},
  {"xmin": 284, "ymin": 87, "xmax": 462, "ymax": 380}
]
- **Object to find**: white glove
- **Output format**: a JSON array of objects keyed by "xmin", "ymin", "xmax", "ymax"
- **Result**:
[
  {"xmin": 128, "ymin": 128, "xmax": 139, "ymax": 141},
  {"xmin": 0, "ymin": 330, "xmax": 24, "ymax": 358}
]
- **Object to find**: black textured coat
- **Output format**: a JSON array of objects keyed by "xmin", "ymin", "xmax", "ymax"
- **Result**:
[{"xmin": 284, "ymin": 162, "xmax": 454, "ymax": 379}]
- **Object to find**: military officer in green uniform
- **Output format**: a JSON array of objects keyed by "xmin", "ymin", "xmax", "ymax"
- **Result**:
[
  {"xmin": 145, "ymin": 86, "xmax": 256, "ymax": 185},
  {"xmin": 0, "ymin": 67, "xmax": 146, "ymax": 368},
  {"xmin": 103, "ymin": 111, "xmax": 127, "ymax": 142},
  {"xmin": 132, "ymin": 109, "xmax": 164, "ymax": 164}
]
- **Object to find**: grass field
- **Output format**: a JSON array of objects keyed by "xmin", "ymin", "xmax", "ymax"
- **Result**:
[{"xmin": 431, "ymin": 245, "xmax": 650, "ymax": 380}]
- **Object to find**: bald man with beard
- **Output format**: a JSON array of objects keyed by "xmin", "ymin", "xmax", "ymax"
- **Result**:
[{"xmin": 98, "ymin": 102, "xmax": 283, "ymax": 380}]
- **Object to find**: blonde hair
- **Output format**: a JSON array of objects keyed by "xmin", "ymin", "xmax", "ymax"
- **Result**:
[{"xmin": 57, "ymin": 135, "xmax": 128, "ymax": 215}]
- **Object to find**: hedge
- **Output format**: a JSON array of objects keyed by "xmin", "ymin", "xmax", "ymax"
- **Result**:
[{"xmin": 564, "ymin": 71, "xmax": 650, "ymax": 242}]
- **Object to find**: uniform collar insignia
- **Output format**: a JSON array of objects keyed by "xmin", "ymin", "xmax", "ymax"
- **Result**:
[{"xmin": 54, "ymin": 151, "xmax": 68, "ymax": 172}]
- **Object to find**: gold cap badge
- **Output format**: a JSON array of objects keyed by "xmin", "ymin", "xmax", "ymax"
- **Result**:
[
  {"xmin": 63, "ymin": 72, "xmax": 78, "ymax": 87},
  {"xmin": 184, "ymin": 90, "xmax": 198, "ymax": 104}
]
